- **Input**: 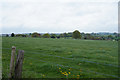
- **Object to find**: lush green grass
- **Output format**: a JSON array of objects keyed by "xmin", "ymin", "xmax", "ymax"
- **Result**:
[{"xmin": 2, "ymin": 37, "xmax": 118, "ymax": 78}]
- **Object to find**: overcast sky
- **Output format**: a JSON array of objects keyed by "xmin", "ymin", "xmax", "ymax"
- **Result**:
[{"xmin": 0, "ymin": 0, "xmax": 119, "ymax": 34}]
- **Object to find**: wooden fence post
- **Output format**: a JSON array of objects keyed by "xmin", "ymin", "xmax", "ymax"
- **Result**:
[
  {"xmin": 14, "ymin": 50, "xmax": 24, "ymax": 78},
  {"xmin": 9, "ymin": 46, "xmax": 16, "ymax": 78}
]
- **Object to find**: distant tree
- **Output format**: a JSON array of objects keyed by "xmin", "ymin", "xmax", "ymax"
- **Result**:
[
  {"xmin": 60, "ymin": 34, "xmax": 64, "ymax": 38},
  {"xmin": 63, "ymin": 33, "xmax": 67, "ymax": 38},
  {"xmin": 11, "ymin": 33, "xmax": 15, "ymax": 37},
  {"xmin": 16, "ymin": 34, "xmax": 27, "ymax": 37},
  {"xmin": 84, "ymin": 33, "xmax": 92, "ymax": 40},
  {"xmin": 118, "ymin": 33, "xmax": 120, "ymax": 37},
  {"xmin": 57, "ymin": 36, "xmax": 60, "ymax": 39},
  {"xmin": 42, "ymin": 33, "xmax": 50, "ymax": 38},
  {"xmin": 113, "ymin": 32, "xmax": 118, "ymax": 39},
  {"xmin": 32, "ymin": 32, "xmax": 41, "ymax": 37},
  {"xmin": 51, "ymin": 34, "xmax": 56, "ymax": 38},
  {"xmin": 6, "ymin": 34, "xmax": 9, "ymax": 37},
  {"xmin": 72, "ymin": 30, "xmax": 81, "ymax": 39},
  {"xmin": 81, "ymin": 32, "xmax": 85, "ymax": 39},
  {"xmin": 108, "ymin": 35, "xmax": 113, "ymax": 40},
  {"xmin": 67, "ymin": 32, "xmax": 73, "ymax": 37},
  {"xmin": 101, "ymin": 37, "xmax": 105, "ymax": 40},
  {"xmin": 29, "ymin": 33, "xmax": 32, "ymax": 35},
  {"xmin": 29, "ymin": 33, "xmax": 32, "ymax": 37},
  {"xmin": 22, "ymin": 34, "xmax": 27, "ymax": 37},
  {"xmin": 113, "ymin": 32, "xmax": 117, "ymax": 35},
  {"xmin": 91, "ymin": 32, "xmax": 95, "ymax": 36},
  {"xmin": 16, "ymin": 34, "xmax": 22, "ymax": 37}
]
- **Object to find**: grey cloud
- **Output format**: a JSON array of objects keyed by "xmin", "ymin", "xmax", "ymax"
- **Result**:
[{"xmin": 1, "ymin": 0, "xmax": 118, "ymax": 33}]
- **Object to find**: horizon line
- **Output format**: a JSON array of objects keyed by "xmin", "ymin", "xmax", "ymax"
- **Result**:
[{"xmin": 0, "ymin": 31, "xmax": 119, "ymax": 34}]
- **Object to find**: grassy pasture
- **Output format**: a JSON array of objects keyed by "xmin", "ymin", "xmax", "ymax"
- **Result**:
[{"xmin": 2, "ymin": 37, "xmax": 118, "ymax": 78}]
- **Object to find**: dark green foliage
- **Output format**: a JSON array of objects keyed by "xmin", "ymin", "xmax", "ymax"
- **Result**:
[
  {"xmin": 107, "ymin": 35, "xmax": 113, "ymax": 40},
  {"xmin": 59, "ymin": 34, "xmax": 64, "ymax": 38},
  {"xmin": 32, "ymin": 32, "xmax": 41, "ymax": 37},
  {"xmin": 57, "ymin": 36, "xmax": 60, "ymax": 39},
  {"xmin": 67, "ymin": 32, "xmax": 72, "ymax": 37},
  {"xmin": 22, "ymin": 34, "xmax": 27, "ymax": 37},
  {"xmin": 16, "ymin": 34, "xmax": 22, "ymax": 37},
  {"xmin": 63, "ymin": 33, "xmax": 67, "ymax": 38},
  {"xmin": 84, "ymin": 34, "xmax": 95, "ymax": 40},
  {"xmin": 29, "ymin": 33, "xmax": 32, "ymax": 35},
  {"xmin": 16, "ymin": 34, "xmax": 27, "ymax": 37},
  {"xmin": 11, "ymin": 33, "xmax": 15, "ymax": 37},
  {"xmin": 6, "ymin": 34, "xmax": 9, "ymax": 37},
  {"xmin": 51, "ymin": 34, "xmax": 56, "ymax": 38},
  {"xmin": 72, "ymin": 30, "xmax": 81, "ymax": 39},
  {"xmin": 42, "ymin": 33, "xmax": 50, "ymax": 38}
]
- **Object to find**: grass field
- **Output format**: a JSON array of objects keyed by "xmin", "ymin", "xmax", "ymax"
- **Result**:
[{"xmin": 2, "ymin": 37, "xmax": 119, "ymax": 78}]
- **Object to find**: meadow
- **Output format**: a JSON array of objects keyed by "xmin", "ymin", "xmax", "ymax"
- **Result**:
[{"xmin": 2, "ymin": 37, "xmax": 119, "ymax": 78}]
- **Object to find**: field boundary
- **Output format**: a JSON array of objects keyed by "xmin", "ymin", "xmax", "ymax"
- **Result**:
[
  {"xmin": 26, "ymin": 51, "xmax": 119, "ymax": 67},
  {"xmin": 3, "ymin": 48, "xmax": 119, "ymax": 68},
  {"xmin": 26, "ymin": 56, "xmax": 119, "ymax": 78},
  {"xmin": 2, "ymin": 47, "xmax": 119, "ymax": 78}
]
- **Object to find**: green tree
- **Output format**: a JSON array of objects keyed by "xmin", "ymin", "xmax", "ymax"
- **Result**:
[
  {"xmin": 108, "ymin": 35, "xmax": 113, "ymax": 40},
  {"xmin": 63, "ymin": 33, "xmax": 68, "ymax": 38},
  {"xmin": 51, "ymin": 34, "xmax": 56, "ymax": 38},
  {"xmin": 84, "ymin": 33, "xmax": 92, "ymax": 40},
  {"xmin": 57, "ymin": 36, "xmax": 60, "ymax": 39},
  {"xmin": 32, "ymin": 32, "xmax": 41, "ymax": 37},
  {"xmin": 11, "ymin": 33, "xmax": 15, "ymax": 37},
  {"xmin": 29, "ymin": 33, "xmax": 32, "ymax": 35},
  {"xmin": 22, "ymin": 34, "xmax": 27, "ymax": 37},
  {"xmin": 60, "ymin": 34, "xmax": 64, "ymax": 38},
  {"xmin": 6, "ymin": 34, "xmax": 9, "ymax": 37},
  {"xmin": 67, "ymin": 32, "xmax": 72, "ymax": 37},
  {"xmin": 72, "ymin": 30, "xmax": 81, "ymax": 39},
  {"xmin": 29, "ymin": 33, "xmax": 32, "ymax": 37},
  {"xmin": 42, "ymin": 33, "xmax": 50, "ymax": 38},
  {"xmin": 16, "ymin": 34, "xmax": 22, "ymax": 37}
]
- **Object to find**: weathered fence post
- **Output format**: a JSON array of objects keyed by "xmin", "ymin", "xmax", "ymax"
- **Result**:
[
  {"xmin": 9, "ymin": 46, "xmax": 16, "ymax": 78},
  {"xmin": 14, "ymin": 50, "xmax": 24, "ymax": 78}
]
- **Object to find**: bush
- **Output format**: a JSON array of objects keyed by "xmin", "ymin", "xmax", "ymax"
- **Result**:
[
  {"xmin": 51, "ymin": 34, "xmax": 56, "ymax": 38},
  {"xmin": 42, "ymin": 33, "xmax": 50, "ymax": 38},
  {"xmin": 32, "ymin": 32, "xmax": 41, "ymax": 37}
]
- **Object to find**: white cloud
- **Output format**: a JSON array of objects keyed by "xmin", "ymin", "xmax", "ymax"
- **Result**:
[{"xmin": 1, "ymin": 0, "xmax": 118, "ymax": 33}]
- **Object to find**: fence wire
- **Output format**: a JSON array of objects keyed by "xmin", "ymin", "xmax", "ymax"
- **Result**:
[
  {"xmin": 2, "ymin": 48, "xmax": 119, "ymax": 68},
  {"xmin": 26, "ymin": 56, "xmax": 119, "ymax": 78},
  {"xmin": 25, "ymin": 50, "xmax": 119, "ymax": 68},
  {"xmin": 2, "ymin": 48, "xmax": 120, "ymax": 78}
]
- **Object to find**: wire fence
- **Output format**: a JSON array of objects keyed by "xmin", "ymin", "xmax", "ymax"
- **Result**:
[
  {"xmin": 2, "ymin": 47, "xmax": 120, "ymax": 78},
  {"xmin": 25, "ymin": 50, "xmax": 119, "ymax": 68},
  {"xmin": 2, "ymin": 48, "xmax": 119, "ymax": 68},
  {"xmin": 26, "ymin": 56, "xmax": 119, "ymax": 78}
]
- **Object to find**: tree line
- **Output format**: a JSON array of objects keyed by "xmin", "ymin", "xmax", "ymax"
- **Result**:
[{"xmin": 6, "ymin": 30, "xmax": 119, "ymax": 41}]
